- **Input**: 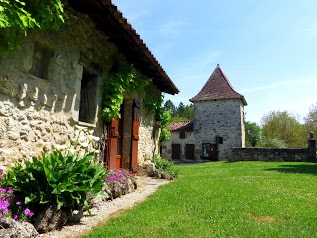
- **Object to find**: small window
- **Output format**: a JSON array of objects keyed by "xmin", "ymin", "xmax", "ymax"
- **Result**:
[
  {"xmin": 29, "ymin": 43, "xmax": 53, "ymax": 79},
  {"xmin": 179, "ymin": 131, "xmax": 186, "ymax": 139},
  {"xmin": 79, "ymin": 70, "xmax": 97, "ymax": 124},
  {"xmin": 215, "ymin": 136, "xmax": 223, "ymax": 144}
]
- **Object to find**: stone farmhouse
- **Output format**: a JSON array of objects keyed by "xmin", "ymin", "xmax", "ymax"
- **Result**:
[
  {"xmin": 0, "ymin": 0, "xmax": 179, "ymax": 172},
  {"xmin": 161, "ymin": 65, "xmax": 247, "ymax": 161}
]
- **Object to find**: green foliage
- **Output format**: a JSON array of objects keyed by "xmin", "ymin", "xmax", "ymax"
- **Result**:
[
  {"xmin": 159, "ymin": 128, "xmax": 171, "ymax": 142},
  {"xmin": 0, "ymin": 0, "xmax": 66, "ymax": 55},
  {"xmin": 164, "ymin": 100, "xmax": 194, "ymax": 121},
  {"xmin": 154, "ymin": 155, "xmax": 179, "ymax": 177},
  {"xmin": 152, "ymin": 98, "xmax": 171, "ymax": 142},
  {"xmin": 149, "ymin": 95, "xmax": 167, "ymax": 122},
  {"xmin": 159, "ymin": 106, "xmax": 172, "ymax": 142},
  {"xmin": 163, "ymin": 99, "xmax": 176, "ymax": 116},
  {"xmin": 261, "ymin": 110, "xmax": 306, "ymax": 148},
  {"xmin": 245, "ymin": 121, "xmax": 261, "ymax": 147},
  {"xmin": 102, "ymin": 63, "xmax": 166, "ymax": 124},
  {"xmin": 258, "ymin": 137, "xmax": 287, "ymax": 148},
  {"xmin": 102, "ymin": 64, "xmax": 153, "ymax": 122},
  {"xmin": 4, "ymin": 149, "xmax": 107, "ymax": 214},
  {"xmin": 304, "ymin": 102, "xmax": 317, "ymax": 137}
]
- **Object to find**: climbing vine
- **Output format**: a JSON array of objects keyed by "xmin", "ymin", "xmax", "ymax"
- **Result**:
[
  {"xmin": 102, "ymin": 64, "xmax": 165, "ymax": 123},
  {"xmin": 0, "ymin": 0, "xmax": 66, "ymax": 55}
]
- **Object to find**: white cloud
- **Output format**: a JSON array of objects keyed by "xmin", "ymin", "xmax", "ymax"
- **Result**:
[{"xmin": 240, "ymin": 78, "xmax": 317, "ymax": 93}]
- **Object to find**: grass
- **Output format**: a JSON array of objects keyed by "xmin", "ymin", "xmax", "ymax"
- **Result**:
[{"xmin": 83, "ymin": 162, "xmax": 317, "ymax": 238}]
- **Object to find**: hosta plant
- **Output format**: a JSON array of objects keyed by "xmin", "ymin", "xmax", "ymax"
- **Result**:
[{"xmin": 4, "ymin": 127, "xmax": 107, "ymax": 215}]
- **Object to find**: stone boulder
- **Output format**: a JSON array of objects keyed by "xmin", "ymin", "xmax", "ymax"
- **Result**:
[
  {"xmin": 33, "ymin": 204, "xmax": 68, "ymax": 233},
  {"xmin": 0, "ymin": 218, "xmax": 38, "ymax": 238}
]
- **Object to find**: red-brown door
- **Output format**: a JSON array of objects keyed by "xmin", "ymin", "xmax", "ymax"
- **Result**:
[
  {"xmin": 106, "ymin": 118, "xmax": 124, "ymax": 169},
  {"xmin": 106, "ymin": 106, "xmax": 124, "ymax": 170},
  {"xmin": 172, "ymin": 144, "xmax": 181, "ymax": 160},
  {"xmin": 130, "ymin": 100, "xmax": 140, "ymax": 173},
  {"xmin": 209, "ymin": 144, "xmax": 218, "ymax": 161},
  {"xmin": 202, "ymin": 143, "xmax": 218, "ymax": 161},
  {"xmin": 185, "ymin": 144, "xmax": 195, "ymax": 160},
  {"xmin": 107, "ymin": 119, "xmax": 119, "ymax": 169}
]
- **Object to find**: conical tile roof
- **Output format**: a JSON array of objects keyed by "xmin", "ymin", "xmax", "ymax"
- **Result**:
[{"xmin": 190, "ymin": 65, "xmax": 247, "ymax": 105}]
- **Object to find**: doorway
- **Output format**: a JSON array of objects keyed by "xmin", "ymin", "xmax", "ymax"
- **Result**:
[{"xmin": 202, "ymin": 143, "xmax": 218, "ymax": 161}]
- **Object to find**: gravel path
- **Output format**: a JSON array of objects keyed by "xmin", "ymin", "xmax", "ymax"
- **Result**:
[{"xmin": 38, "ymin": 176, "xmax": 170, "ymax": 238}]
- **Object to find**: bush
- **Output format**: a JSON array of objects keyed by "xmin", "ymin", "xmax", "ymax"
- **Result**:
[
  {"xmin": 3, "ymin": 128, "xmax": 107, "ymax": 215},
  {"xmin": 154, "ymin": 155, "xmax": 179, "ymax": 178},
  {"xmin": 259, "ymin": 137, "xmax": 287, "ymax": 148}
]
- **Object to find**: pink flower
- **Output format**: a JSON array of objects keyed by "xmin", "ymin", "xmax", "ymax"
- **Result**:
[{"xmin": 23, "ymin": 208, "xmax": 34, "ymax": 217}]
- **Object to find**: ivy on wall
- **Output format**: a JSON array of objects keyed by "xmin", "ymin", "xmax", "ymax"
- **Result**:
[
  {"xmin": 0, "ymin": 0, "xmax": 65, "ymax": 55},
  {"xmin": 102, "ymin": 64, "xmax": 165, "ymax": 123}
]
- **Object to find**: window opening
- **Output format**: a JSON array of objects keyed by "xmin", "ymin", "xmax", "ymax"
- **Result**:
[
  {"xmin": 179, "ymin": 131, "xmax": 186, "ymax": 139},
  {"xmin": 29, "ymin": 43, "xmax": 53, "ymax": 79},
  {"xmin": 79, "ymin": 69, "xmax": 97, "ymax": 124}
]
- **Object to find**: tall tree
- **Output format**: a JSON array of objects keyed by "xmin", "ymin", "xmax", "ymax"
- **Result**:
[
  {"xmin": 304, "ymin": 102, "xmax": 317, "ymax": 138},
  {"xmin": 164, "ymin": 100, "xmax": 176, "ymax": 117},
  {"xmin": 245, "ymin": 121, "xmax": 261, "ymax": 147},
  {"xmin": 261, "ymin": 110, "xmax": 306, "ymax": 148},
  {"xmin": 177, "ymin": 102, "xmax": 186, "ymax": 117}
]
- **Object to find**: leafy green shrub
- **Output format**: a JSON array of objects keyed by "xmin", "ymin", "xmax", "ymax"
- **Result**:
[
  {"xmin": 154, "ymin": 155, "xmax": 179, "ymax": 178},
  {"xmin": 4, "ymin": 150, "xmax": 106, "ymax": 215},
  {"xmin": 4, "ymin": 128, "xmax": 107, "ymax": 215}
]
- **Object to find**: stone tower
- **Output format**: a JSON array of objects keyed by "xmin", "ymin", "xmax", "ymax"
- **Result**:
[{"xmin": 190, "ymin": 64, "xmax": 247, "ymax": 161}]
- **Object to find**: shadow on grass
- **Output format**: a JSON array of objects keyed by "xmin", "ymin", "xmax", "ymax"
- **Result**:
[{"xmin": 265, "ymin": 163, "xmax": 317, "ymax": 175}]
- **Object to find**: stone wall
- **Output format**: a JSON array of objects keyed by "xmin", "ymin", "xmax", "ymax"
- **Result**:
[
  {"xmin": 138, "ymin": 88, "xmax": 161, "ymax": 165},
  {"xmin": 194, "ymin": 99, "xmax": 245, "ymax": 160},
  {"xmin": 0, "ymin": 12, "xmax": 114, "ymax": 168},
  {"xmin": 0, "ymin": 9, "xmax": 161, "ymax": 169},
  {"xmin": 161, "ymin": 130, "xmax": 196, "ymax": 160},
  {"xmin": 231, "ymin": 147, "xmax": 313, "ymax": 162}
]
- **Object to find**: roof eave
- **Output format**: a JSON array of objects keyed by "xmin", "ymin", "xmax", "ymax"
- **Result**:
[{"xmin": 67, "ymin": 0, "xmax": 179, "ymax": 95}]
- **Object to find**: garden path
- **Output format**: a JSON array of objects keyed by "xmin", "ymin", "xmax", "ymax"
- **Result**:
[{"xmin": 38, "ymin": 176, "xmax": 170, "ymax": 238}]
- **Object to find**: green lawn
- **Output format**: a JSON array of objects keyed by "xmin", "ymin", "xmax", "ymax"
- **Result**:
[{"xmin": 83, "ymin": 162, "xmax": 317, "ymax": 238}]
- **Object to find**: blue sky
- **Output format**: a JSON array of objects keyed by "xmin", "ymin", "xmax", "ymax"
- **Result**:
[{"xmin": 112, "ymin": 0, "xmax": 317, "ymax": 124}]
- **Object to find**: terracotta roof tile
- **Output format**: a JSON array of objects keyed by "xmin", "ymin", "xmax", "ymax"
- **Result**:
[
  {"xmin": 166, "ymin": 121, "xmax": 194, "ymax": 131},
  {"xmin": 190, "ymin": 65, "xmax": 247, "ymax": 105}
]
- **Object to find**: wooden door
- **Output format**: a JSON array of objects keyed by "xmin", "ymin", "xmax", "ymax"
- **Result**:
[
  {"xmin": 202, "ymin": 143, "xmax": 218, "ymax": 161},
  {"xmin": 107, "ymin": 119, "xmax": 119, "ymax": 170},
  {"xmin": 130, "ymin": 100, "xmax": 140, "ymax": 173},
  {"xmin": 185, "ymin": 144, "xmax": 195, "ymax": 160},
  {"xmin": 172, "ymin": 144, "xmax": 181, "ymax": 160},
  {"xmin": 209, "ymin": 144, "xmax": 218, "ymax": 161},
  {"xmin": 106, "ymin": 114, "xmax": 124, "ymax": 169}
]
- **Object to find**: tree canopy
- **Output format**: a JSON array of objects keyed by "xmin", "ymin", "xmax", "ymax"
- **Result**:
[
  {"xmin": 245, "ymin": 121, "xmax": 261, "ymax": 147},
  {"xmin": 164, "ymin": 100, "xmax": 194, "ymax": 121},
  {"xmin": 304, "ymin": 102, "xmax": 317, "ymax": 137},
  {"xmin": 260, "ymin": 110, "xmax": 306, "ymax": 148}
]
